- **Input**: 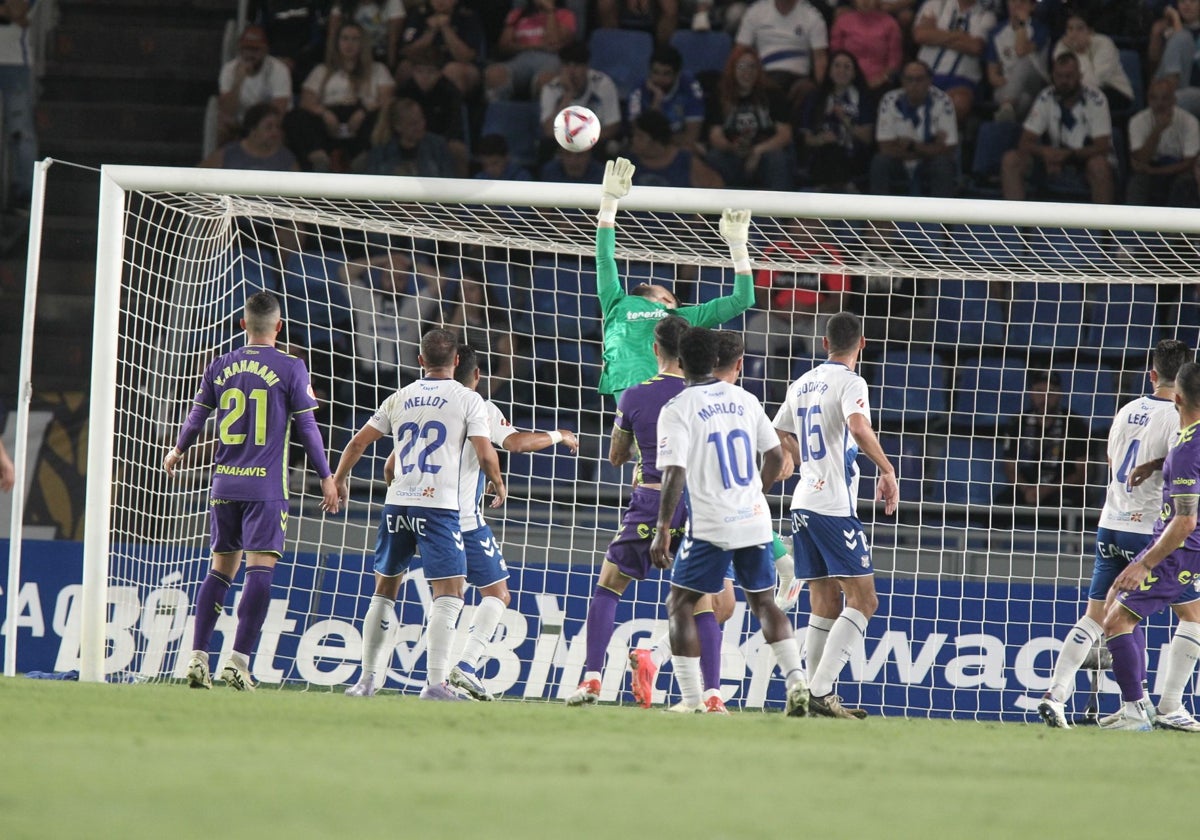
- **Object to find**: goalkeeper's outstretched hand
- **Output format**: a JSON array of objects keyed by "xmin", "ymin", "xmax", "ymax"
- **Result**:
[
  {"xmin": 719, "ymin": 208, "xmax": 751, "ymax": 248},
  {"xmin": 601, "ymin": 157, "xmax": 635, "ymax": 201}
]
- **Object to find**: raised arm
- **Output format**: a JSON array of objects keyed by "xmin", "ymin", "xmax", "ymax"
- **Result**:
[
  {"xmin": 679, "ymin": 209, "xmax": 755, "ymax": 326},
  {"xmin": 504, "ymin": 428, "xmax": 579, "ymax": 454},
  {"xmin": 596, "ymin": 158, "xmax": 635, "ymax": 316}
]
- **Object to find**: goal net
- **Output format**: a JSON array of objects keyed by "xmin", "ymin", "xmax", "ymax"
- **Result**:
[{"xmin": 62, "ymin": 165, "xmax": 1200, "ymax": 720}]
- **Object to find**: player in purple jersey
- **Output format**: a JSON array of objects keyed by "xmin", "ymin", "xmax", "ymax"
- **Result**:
[
  {"xmin": 164, "ymin": 291, "xmax": 340, "ymax": 691},
  {"xmin": 1104, "ymin": 362, "xmax": 1200, "ymax": 731}
]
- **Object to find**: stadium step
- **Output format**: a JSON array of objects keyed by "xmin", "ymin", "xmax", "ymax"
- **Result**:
[{"xmin": 39, "ymin": 102, "xmax": 205, "ymax": 146}]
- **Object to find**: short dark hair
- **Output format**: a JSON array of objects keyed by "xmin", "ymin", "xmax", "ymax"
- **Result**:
[
  {"xmin": 679, "ymin": 327, "xmax": 719, "ymax": 378},
  {"xmin": 420, "ymin": 328, "xmax": 458, "ymax": 368},
  {"xmin": 1054, "ymin": 51, "xmax": 1080, "ymax": 70},
  {"xmin": 559, "ymin": 40, "xmax": 589, "ymax": 65},
  {"xmin": 1178, "ymin": 361, "xmax": 1200, "ymax": 409},
  {"xmin": 243, "ymin": 290, "xmax": 280, "ymax": 333},
  {"xmin": 476, "ymin": 133, "xmax": 509, "ymax": 157},
  {"xmin": 714, "ymin": 331, "xmax": 745, "ymax": 370},
  {"xmin": 654, "ymin": 314, "xmax": 689, "ymax": 360},
  {"xmin": 650, "ymin": 44, "xmax": 683, "ymax": 72},
  {"xmin": 241, "ymin": 103, "xmax": 279, "ymax": 137},
  {"xmin": 634, "ymin": 110, "xmax": 673, "ymax": 146},
  {"xmin": 1153, "ymin": 338, "xmax": 1191, "ymax": 385},
  {"xmin": 825, "ymin": 311, "xmax": 862, "ymax": 355},
  {"xmin": 453, "ymin": 343, "xmax": 479, "ymax": 386}
]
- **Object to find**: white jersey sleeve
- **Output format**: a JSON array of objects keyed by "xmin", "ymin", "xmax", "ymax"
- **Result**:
[
  {"xmin": 777, "ymin": 362, "xmax": 870, "ymax": 517},
  {"xmin": 456, "ymin": 400, "xmax": 517, "ymax": 531},
  {"xmin": 1099, "ymin": 395, "xmax": 1178, "ymax": 534},
  {"xmin": 658, "ymin": 381, "xmax": 774, "ymax": 550}
]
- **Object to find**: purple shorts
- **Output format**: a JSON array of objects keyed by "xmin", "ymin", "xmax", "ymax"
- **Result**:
[
  {"xmin": 1117, "ymin": 545, "xmax": 1200, "ymax": 619},
  {"xmin": 209, "ymin": 498, "xmax": 288, "ymax": 556},
  {"xmin": 604, "ymin": 486, "xmax": 687, "ymax": 581}
]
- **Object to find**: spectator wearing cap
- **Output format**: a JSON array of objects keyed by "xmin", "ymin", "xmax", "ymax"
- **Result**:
[
  {"xmin": 395, "ymin": 46, "xmax": 469, "ymax": 176},
  {"xmin": 627, "ymin": 44, "xmax": 707, "ymax": 150},
  {"xmin": 538, "ymin": 41, "xmax": 622, "ymax": 149},
  {"xmin": 474, "ymin": 134, "xmax": 532, "ymax": 180},
  {"xmin": 217, "ymin": 25, "xmax": 294, "ymax": 147}
]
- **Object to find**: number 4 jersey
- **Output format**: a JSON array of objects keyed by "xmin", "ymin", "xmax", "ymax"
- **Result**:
[
  {"xmin": 774, "ymin": 361, "xmax": 871, "ymax": 517},
  {"xmin": 1100, "ymin": 394, "xmax": 1178, "ymax": 535},
  {"xmin": 368, "ymin": 376, "xmax": 490, "ymax": 510}
]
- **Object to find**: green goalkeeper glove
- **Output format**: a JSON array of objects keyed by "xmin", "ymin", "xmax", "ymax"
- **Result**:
[
  {"xmin": 598, "ymin": 157, "xmax": 635, "ymax": 223},
  {"xmin": 720, "ymin": 208, "xmax": 752, "ymax": 273}
]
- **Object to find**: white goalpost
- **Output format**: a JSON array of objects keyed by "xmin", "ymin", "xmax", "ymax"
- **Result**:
[{"xmin": 22, "ymin": 162, "xmax": 1200, "ymax": 719}]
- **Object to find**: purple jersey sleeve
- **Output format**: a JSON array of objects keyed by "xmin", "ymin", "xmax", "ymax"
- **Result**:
[
  {"xmin": 624, "ymin": 374, "xmax": 686, "ymax": 485},
  {"xmin": 1163, "ymin": 427, "xmax": 1200, "ymax": 550}
]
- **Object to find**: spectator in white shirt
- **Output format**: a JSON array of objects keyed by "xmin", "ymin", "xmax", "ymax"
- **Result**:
[
  {"xmin": 870, "ymin": 60, "xmax": 958, "ymax": 196},
  {"xmin": 539, "ymin": 41, "xmax": 622, "ymax": 148},
  {"xmin": 1052, "ymin": 12, "xmax": 1134, "ymax": 117},
  {"xmin": 913, "ymin": 0, "xmax": 996, "ymax": 123},
  {"xmin": 984, "ymin": 0, "xmax": 1049, "ymax": 123},
  {"xmin": 217, "ymin": 26, "xmax": 294, "ymax": 148},
  {"xmin": 1127, "ymin": 77, "xmax": 1200, "ymax": 206},
  {"xmin": 735, "ymin": 0, "xmax": 829, "ymax": 103}
]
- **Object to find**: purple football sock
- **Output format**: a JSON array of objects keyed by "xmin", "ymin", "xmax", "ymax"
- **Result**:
[
  {"xmin": 233, "ymin": 566, "xmax": 274, "ymax": 658},
  {"xmin": 696, "ymin": 612, "xmax": 722, "ymax": 692},
  {"xmin": 1107, "ymin": 631, "xmax": 1146, "ymax": 702},
  {"xmin": 191, "ymin": 570, "xmax": 232, "ymax": 652},
  {"xmin": 584, "ymin": 587, "xmax": 620, "ymax": 673},
  {"xmin": 1132, "ymin": 623, "xmax": 1148, "ymax": 687}
]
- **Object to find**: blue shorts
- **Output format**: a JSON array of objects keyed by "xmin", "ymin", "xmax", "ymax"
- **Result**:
[
  {"xmin": 1117, "ymin": 545, "xmax": 1200, "ymax": 619},
  {"xmin": 790, "ymin": 510, "xmax": 873, "ymax": 580},
  {"xmin": 933, "ymin": 73, "xmax": 976, "ymax": 95},
  {"xmin": 374, "ymin": 504, "xmax": 466, "ymax": 581},
  {"xmin": 463, "ymin": 524, "xmax": 508, "ymax": 589},
  {"xmin": 672, "ymin": 533, "xmax": 775, "ymax": 595},
  {"xmin": 1091, "ymin": 526, "xmax": 1200, "ymax": 604},
  {"xmin": 210, "ymin": 498, "xmax": 288, "ymax": 556}
]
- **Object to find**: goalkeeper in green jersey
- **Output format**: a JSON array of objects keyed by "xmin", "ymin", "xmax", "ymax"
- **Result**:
[
  {"xmin": 594, "ymin": 157, "xmax": 756, "ymax": 401},
  {"xmin": 594, "ymin": 158, "xmax": 797, "ymax": 613}
]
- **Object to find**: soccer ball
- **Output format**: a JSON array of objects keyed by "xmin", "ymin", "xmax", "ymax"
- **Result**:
[{"xmin": 553, "ymin": 106, "xmax": 601, "ymax": 152}]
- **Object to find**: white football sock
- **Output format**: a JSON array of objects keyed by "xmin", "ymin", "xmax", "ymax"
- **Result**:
[
  {"xmin": 425, "ymin": 596, "xmax": 463, "ymax": 685},
  {"xmin": 674, "ymin": 655, "xmax": 703, "ymax": 707},
  {"xmin": 808, "ymin": 608, "xmax": 868, "ymax": 697},
  {"xmin": 1047, "ymin": 615, "xmax": 1103, "ymax": 703},
  {"xmin": 650, "ymin": 628, "xmax": 673, "ymax": 667},
  {"xmin": 1159, "ymin": 621, "xmax": 1200, "ymax": 713},
  {"xmin": 457, "ymin": 596, "xmax": 505, "ymax": 670},
  {"xmin": 361, "ymin": 594, "xmax": 395, "ymax": 683},
  {"xmin": 772, "ymin": 639, "xmax": 805, "ymax": 690},
  {"xmin": 803, "ymin": 615, "xmax": 836, "ymax": 678}
]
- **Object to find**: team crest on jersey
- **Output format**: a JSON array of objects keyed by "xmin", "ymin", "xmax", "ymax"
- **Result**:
[
  {"xmin": 1131, "ymin": 512, "xmax": 1143, "ymax": 522},
  {"xmin": 422, "ymin": 487, "xmax": 436, "ymax": 498},
  {"xmin": 856, "ymin": 399, "xmax": 865, "ymax": 408},
  {"xmin": 805, "ymin": 477, "xmax": 825, "ymax": 492}
]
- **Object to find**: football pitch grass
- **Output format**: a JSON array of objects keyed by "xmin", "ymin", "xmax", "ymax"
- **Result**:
[{"xmin": 2, "ymin": 680, "xmax": 1197, "ymax": 840}]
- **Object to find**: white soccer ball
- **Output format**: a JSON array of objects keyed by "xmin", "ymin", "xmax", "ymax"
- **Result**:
[{"xmin": 553, "ymin": 105, "xmax": 601, "ymax": 152}]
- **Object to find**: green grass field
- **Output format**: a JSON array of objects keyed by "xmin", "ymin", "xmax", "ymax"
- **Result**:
[{"xmin": 1, "ymin": 680, "xmax": 1196, "ymax": 840}]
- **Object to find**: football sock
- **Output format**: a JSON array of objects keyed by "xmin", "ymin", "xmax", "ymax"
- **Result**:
[
  {"xmin": 584, "ymin": 586, "xmax": 620, "ymax": 673},
  {"xmin": 458, "ymin": 595, "xmax": 506, "ymax": 670},
  {"xmin": 650, "ymin": 627, "xmax": 673, "ymax": 668},
  {"xmin": 1159, "ymin": 621, "xmax": 1200, "ymax": 713},
  {"xmin": 191, "ymin": 569, "xmax": 232, "ymax": 652},
  {"xmin": 232, "ymin": 566, "xmax": 273, "ymax": 658},
  {"xmin": 361, "ymin": 594, "xmax": 396, "ymax": 683},
  {"xmin": 772, "ymin": 639, "xmax": 805, "ymax": 690},
  {"xmin": 426, "ymin": 596, "xmax": 464, "ymax": 685},
  {"xmin": 674, "ymin": 655, "xmax": 703, "ymax": 707},
  {"xmin": 696, "ymin": 611, "xmax": 721, "ymax": 692},
  {"xmin": 1106, "ymin": 631, "xmax": 1146, "ymax": 703},
  {"xmin": 803, "ymin": 615, "xmax": 836, "ymax": 678},
  {"xmin": 809, "ymin": 607, "xmax": 867, "ymax": 697},
  {"xmin": 1047, "ymin": 615, "xmax": 1103, "ymax": 703}
]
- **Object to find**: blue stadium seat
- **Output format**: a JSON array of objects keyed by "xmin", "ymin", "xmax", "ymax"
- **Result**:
[
  {"xmin": 1008, "ymin": 281, "xmax": 1085, "ymax": 350},
  {"xmin": 952, "ymin": 355, "xmax": 1028, "ymax": 431},
  {"xmin": 588, "ymin": 28, "xmax": 654, "ymax": 102},
  {"xmin": 860, "ymin": 434, "xmax": 925, "ymax": 504},
  {"xmin": 530, "ymin": 258, "xmax": 601, "ymax": 340},
  {"xmin": 872, "ymin": 350, "xmax": 950, "ymax": 427},
  {"xmin": 1118, "ymin": 49, "xmax": 1145, "ymax": 114},
  {"xmin": 940, "ymin": 436, "xmax": 1001, "ymax": 506},
  {"xmin": 481, "ymin": 100, "xmax": 541, "ymax": 170},
  {"xmin": 669, "ymin": 29, "xmax": 732, "ymax": 77},
  {"xmin": 280, "ymin": 250, "xmax": 352, "ymax": 351},
  {"xmin": 624, "ymin": 261, "xmax": 678, "ymax": 287},
  {"xmin": 1082, "ymin": 284, "xmax": 1159, "ymax": 360},
  {"xmin": 933, "ymin": 279, "xmax": 1006, "ymax": 348},
  {"xmin": 966, "ymin": 121, "xmax": 1020, "ymax": 198},
  {"xmin": 1058, "ymin": 364, "xmax": 1120, "ymax": 433},
  {"xmin": 955, "ymin": 223, "xmax": 1027, "ymax": 265}
]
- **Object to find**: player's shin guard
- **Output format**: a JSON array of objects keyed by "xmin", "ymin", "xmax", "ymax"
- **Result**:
[
  {"xmin": 458, "ymin": 595, "xmax": 506, "ymax": 670},
  {"xmin": 584, "ymin": 587, "xmax": 621, "ymax": 673},
  {"xmin": 1106, "ymin": 631, "xmax": 1147, "ymax": 703},
  {"xmin": 803, "ymin": 615, "xmax": 836, "ymax": 679},
  {"xmin": 1159, "ymin": 621, "xmax": 1200, "ymax": 713},
  {"xmin": 696, "ymin": 611, "xmax": 722, "ymax": 692},
  {"xmin": 1047, "ymin": 615, "xmax": 1103, "ymax": 703},
  {"xmin": 361, "ymin": 594, "xmax": 396, "ymax": 682},
  {"xmin": 808, "ymin": 608, "xmax": 867, "ymax": 698},
  {"xmin": 232, "ymin": 566, "xmax": 273, "ymax": 657},
  {"xmin": 191, "ymin": 570, "xmax": 232, "ymax": 652},
  {"xmin": 426, "ymin": 596, "xmax": 464, "ymax": 685}
]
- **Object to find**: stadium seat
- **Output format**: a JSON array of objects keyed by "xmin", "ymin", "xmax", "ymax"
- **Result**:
[
  {"xmin": 669, "ymin": 29, "xmax": 732, "ymax": 78},
  {"xmin": 280, "ymin": 250, "xmax": 353, "ymax": 351},
  {"xmin": 952, "ymin": 355, "xmax": 1028, "ymax": 431},
  {"xmin": 965, "ymin": 121, "xmax": 1020, "ymax": 198},
  {"xmin": 940, "ymin": 436, "xmax": 1002, "ymax": 506},
  {"xmin": 1057, "ymin": 364, "xmax": 1120, "ymax": 433},
  {"xmin": 480, "ymin": 100, "xmax": 541, "ymax": 170},
  {"xmin": 955, "ymin": 223, "xmax": 1027, "ymax": 266},
  {"xmin": 1007, "ymin": 281, "xmax": 1085, "ymax": 351},
  {"xmin": 861, "ymin": 433, "xmax": 925, "ymax": 504},
  {"xmin": 530, "ymin": 257, "xmax": 601, "ymax": 341},
  {"xmin": 588, "ymin": 28, "xmax": 654, "ymax": 102},
  {"xmin": 872, "ymin": 350, "xmax": 950, "ymax": 427},
  {"xmin": 1118, "ymin": 49, "xmax": 1145, "ymax": 114},
  {"xmin": 932, "ymin": 280, "xmax": 1006, "ymax": 349},
  {"xmin": 1081, "ymin": 284, "xmax": 1159, "ymax": 361}
]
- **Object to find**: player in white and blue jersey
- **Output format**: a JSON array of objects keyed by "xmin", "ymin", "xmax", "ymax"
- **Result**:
[
  {"xmin": 333, "ymin": 329, "xmax": 506, "ymax": 701},
  {"xmin": 650, "ymin": 326, "xmax": 808, "ymax": 715},
  {"xmin": 773, "ymin": 311, "xmax": 899, "ymax": 719},
  {"xmin": 1039, "ymin": 339, "xmax": 1200, "ymax": 731},
  {"xmin": 343, "ymin": 343, "xmax": 578, "ymax": 700}
]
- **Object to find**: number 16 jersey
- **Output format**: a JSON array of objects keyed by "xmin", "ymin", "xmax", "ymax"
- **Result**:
[
  {"xmin": 774, "ymin": 361, "xmax": 871, "ymax": 517},
  {"xmin": 368, "ymin": 377, "xmax": 490, "ymax": 510}
]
